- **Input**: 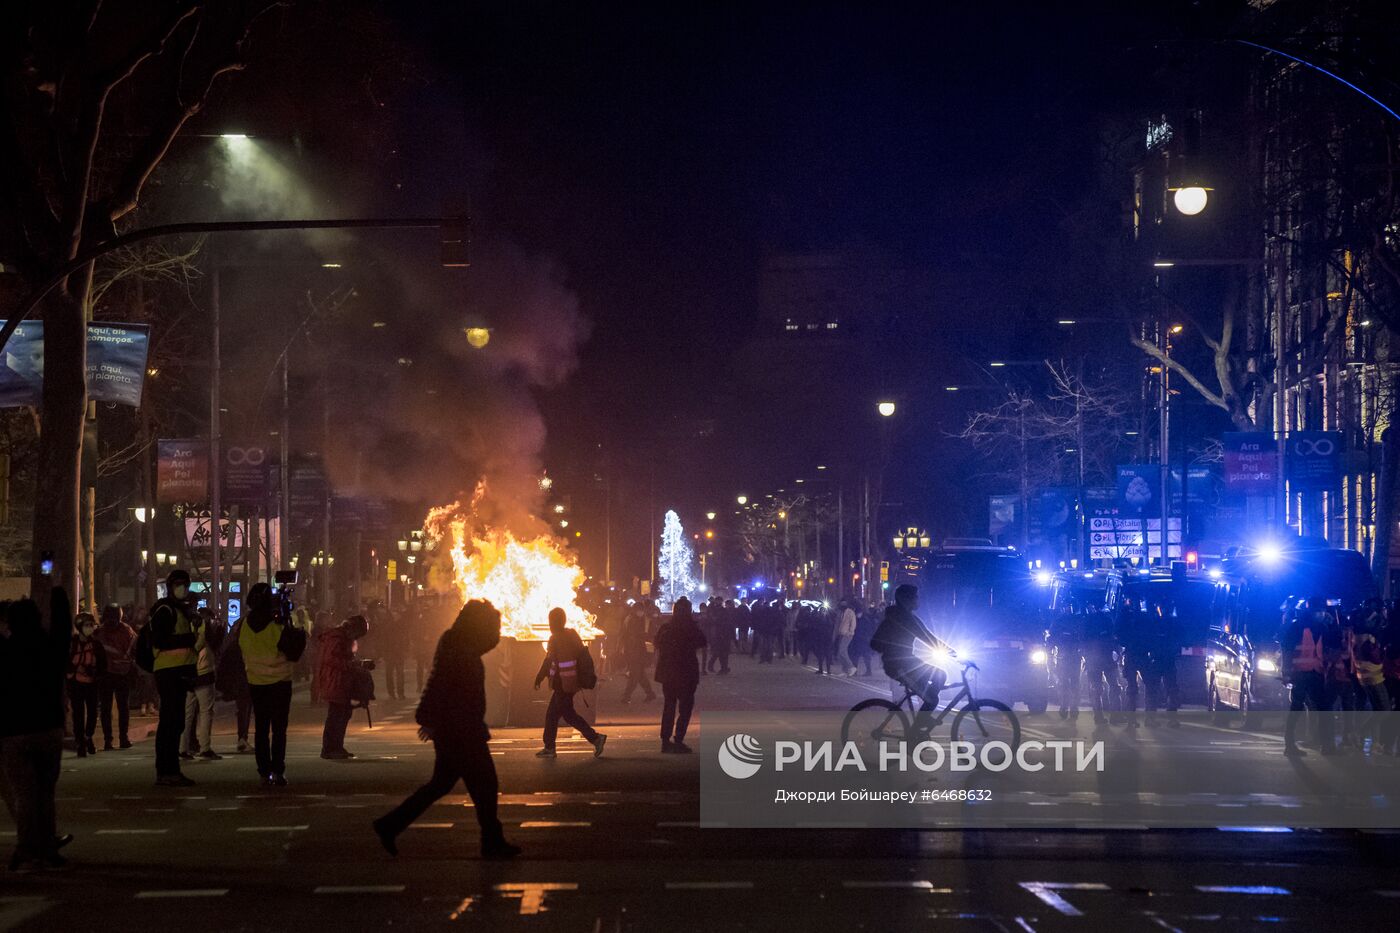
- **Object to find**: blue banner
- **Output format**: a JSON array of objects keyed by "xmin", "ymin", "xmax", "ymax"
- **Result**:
[{"xmin": 0, "ymin": 321, "xmax": 150, "ymax": 408}]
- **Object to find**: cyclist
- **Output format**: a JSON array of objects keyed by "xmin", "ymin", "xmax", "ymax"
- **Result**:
[{"xmin": 870, "ymin": 584, "xmax": 954, "ymax": 710}]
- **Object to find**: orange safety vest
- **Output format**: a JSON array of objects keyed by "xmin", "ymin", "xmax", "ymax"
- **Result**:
[
  {"xmin": 1292, "ymin": 625, "xmax": 1325, "ymax": 674},
  {"xmin": 69, "ymin": 639, "xmax": 98, "ymax": 684}
]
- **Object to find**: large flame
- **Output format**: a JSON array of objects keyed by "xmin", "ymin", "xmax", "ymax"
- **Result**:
[{"xmin": 425, "ymin": 491, "xmax": 599, "ymax": 642}]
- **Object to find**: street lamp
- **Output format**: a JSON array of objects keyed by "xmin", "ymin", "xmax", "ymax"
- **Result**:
[
  {"xmin": 736, "ymin": 495, "xmax": 748, "ymax": 506},
  {"xmin": 706, "ymin": 511, "xmax": 716, "ymax": 521},
  {"xmin": 1172, "ymin": 186, "xmax": 1210, "ymax": 216},
  {"xmin": 876, "ymin": 400, "xmax": 896, "ymax": 418}
]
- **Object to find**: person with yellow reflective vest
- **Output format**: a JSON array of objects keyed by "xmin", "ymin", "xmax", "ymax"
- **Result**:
[
  {"xmin": 238, "ymin": 583, "xmax": 299, "ymax": 786},
  {"xmin": 149, "ymin": 569, "xmax": 202, "ymax": 787},
  {"xmin": 1352, "ymin": 604, "xmax": 1388, "ymax": 754},
  {"xmin": 1280, "ymin": 596, "xmax": 1337, "ymax": 758}
]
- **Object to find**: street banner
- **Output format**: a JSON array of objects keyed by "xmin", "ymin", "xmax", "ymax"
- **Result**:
[
  {"xmin": 333, "ymin": 495, "xmax": 366, "ymax": 533},
  {"xmin": 224, "ymin": 444, "xmax": 269, "ymax": 506},
  {"xmin": 1038, "ymin": 488, "xmax": 1073, "ymax": 541},
  {"xmin": 0, "ymin": 320, "xmax": 151, "ymax": 408},
  {"xmin": 1223, "ymin": 432, "xmax": 1277, "ymax": 494},
  {"xmin": 1115, "ymin": 464, "xmax": 1161, "ymax": 514},
  {"xmin": 288, "ymin": 455, "xmax": 327, "ymax": 530},
  {"xmin": 988, "ymin": 494, "xmax": 1018, "ymax": 541},
  {"xmin": 87, "ymin": 322, "xmax": 152, "ymax": 406},
  {"xmin": 157, "ymin": 438, "xmax": 207, "ymax": 504},
  {"xmin": 1287, "ymin": 430, "xmax": 1344, "ymax": 491}
]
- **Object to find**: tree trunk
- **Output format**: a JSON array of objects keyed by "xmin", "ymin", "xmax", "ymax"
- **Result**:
[{"xmin": 30, "ymin": 280, "xmax": 89, "ymax": 612}]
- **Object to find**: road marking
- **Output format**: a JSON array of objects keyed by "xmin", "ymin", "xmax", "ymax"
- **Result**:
[
  {"xmin": 144, "ymin": 808, "xmax": 175, "ymax": 813},
  {"xmin": 95, "ymin": 829, "xmax": 167, "ymax": 835},
  {"xmin": 407, "ymin": 822, "xmax": 454, "ymax": 829},
  {"xmin": 493, "ymin": 883, "xmax": 576, "ymax": 916},
  {"xmin": 1195, "ymin": 885, "xmax": 1290, "ymax": 895},
  {"xmin": 79, "ymin": 808, "xmax": 112, "ymax": 812},
  {"xmin": 135, "ymin": 889, "xmax": 229, "ymax": 899},
  {"xmin": 334, "ymin": 804, "xmax": 368, "ymax": 809},
  {"xmin": 1012, "ymin": 918, "xmax": 1037, "ymax": 933},
  {"xmin": 314, "ymin": 886, "xmax": 405, "ymax": 895},
  {"xmin": 1216, "ymin": 826, "xmax": 1292, "ymax": 833},
  {"xmin": 1375, "ymin": 890, "xmax": 1400, "ymax": 898},
  {"xmin": 210, "ymin": 807, "xmax": 238, "ymax": 811},
  {"xmin": 0, "ymin": 896, "xmax": 52, "ymax": 930},
  {"xmin": 843, "ymin": 880, "xmax": 950, "ymax": 891},
  {"xmin": 236, "ymin": 825, "xmax": 309, "ymax": 832},
  {"xmin": 665, "ymin": 881, "xmax": 753, "ymax": 890},
  {"xmin": 519, "ymin": 821, "xmax": 590, "ymax": 828},
  {"xmin": 1018, "ymin": 882, "xmax": 1109, "ymax": 917}
]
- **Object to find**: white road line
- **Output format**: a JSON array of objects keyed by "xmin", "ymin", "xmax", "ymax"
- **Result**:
[
  {"xmin": 519, "ymin": 821, "xmax": 590, "ymax": 828},
  {"xmin": 135, "ymin": 889, "xmax": 229, "ymax": 899},
  {"xmin": 313, "ymin": 886, "xmax": 405, "ymax": 895},
  {"xmin": 407, "ymin": 823, "xmax": 454, "ymax": 829},
  {"xmin": 665, "ymin": 881, "xmax": 754, "ymax": 890},
  {"xmin": 236, "ymin": 825, "xmax": 309, "ymax": 832},
  {"xmin": 1195, "ymin": 885, "xmax": 1290, "ymax": 895},
  {"xmin": 843, "ymin": 880, "xmax": 949, "ymax": 891},
  {"xmin": 1018, "ymin": 882, "xmax": 1109, "ymax": 917},
  {"xmin": 95, "ymin": 829, "xmax": 168, "ymax": 835}
]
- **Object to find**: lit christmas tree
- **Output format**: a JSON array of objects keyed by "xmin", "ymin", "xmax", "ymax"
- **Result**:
[{"xmin": 658, "ymin": 509, "xmax": 698, "ymax": 609}]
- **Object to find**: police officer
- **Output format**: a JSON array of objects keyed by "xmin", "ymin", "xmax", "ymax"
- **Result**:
[
  {"xmin": 149, "ymin": 569, "xmax": 201, "ymax": 787},
  {"xmin": 1046, "ymin": 607, "xmax": 1082, "ymax": 721},
  {"xmin": 1080, "ymin": 607, "xmax": 1121, "ymax": 727}
]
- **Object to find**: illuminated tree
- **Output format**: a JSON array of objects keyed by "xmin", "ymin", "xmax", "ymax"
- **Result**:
[{"xmin": 657, "ymin": 509, "xmax": 696, "ymax": 609}]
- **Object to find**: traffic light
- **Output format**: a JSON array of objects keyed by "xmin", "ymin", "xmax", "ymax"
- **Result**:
[{"xmin": 1184, "ymin": 549, "xmax": 1199, "ymax": 570}]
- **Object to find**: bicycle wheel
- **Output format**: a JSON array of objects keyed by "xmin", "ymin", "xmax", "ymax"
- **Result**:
[
  {"xmin": 842, "ymin": 699, "xmax": 911, "ymax": 764},
  {"xmin": 950, "ymin": 699, "xmax": 1021, "ymax": 758}
]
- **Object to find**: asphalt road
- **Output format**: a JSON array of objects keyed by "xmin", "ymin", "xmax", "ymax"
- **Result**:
[{"xmin": 4, "ymin": 651, "xmax": 1400, "ymax": 931}]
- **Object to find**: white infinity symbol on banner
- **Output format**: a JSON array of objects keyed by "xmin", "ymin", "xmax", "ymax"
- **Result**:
[
  {"xmin": 227, "ymin": 447, "xmax": 266, "ymax": 466},
  {"xmin": 1292, "ymin": 438, "xmax": 1336, "ymax": 456}
]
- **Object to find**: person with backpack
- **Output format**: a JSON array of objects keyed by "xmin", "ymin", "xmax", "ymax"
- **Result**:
[
  {"xmin": 653, "ymin": 597, "xmax": 707, "ymax": 753},
  {"xmin": 146, "ymin": 568, "xmax": 202, "ymax": 787},
  {"xmin": 372, "ymin": 599, "xmax": 519, "ymax": 860},
  {"xmin": 66, "ymin": 612, "xmax": 106, "ymax": 757},
  {"xmin": 319, "ymin": 615, "xmax": 372, "ymax": 759},
  {"xmin": 93, "ymin": 605, "xmax": 135, "ymax": 750},
  {"xmin": 180, "ymin": 607, "xmax": 226, "ymax": 761},
  {"xmin": 533, "ymin": 608, "xmax": 606, "ymax": 758}
]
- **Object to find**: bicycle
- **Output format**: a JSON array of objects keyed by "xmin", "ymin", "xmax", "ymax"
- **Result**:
[{"xmin": 841, "ymin": 659, "xmax": 1021, "ymax": 762}]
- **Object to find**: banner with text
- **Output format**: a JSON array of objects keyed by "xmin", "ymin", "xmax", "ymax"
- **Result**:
[{"xmin": 0, "ymin": 321, "xmax": 151, "ymax": 408}]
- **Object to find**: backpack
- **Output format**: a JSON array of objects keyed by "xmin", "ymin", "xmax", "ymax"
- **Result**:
[
  {"xmin": 577, "ymin": 644, "xmax": 598, "ymax": 690},
  {"xmin": 133, "ymin": 624, "xmax": 155, "ymax": 673},
  {"xmin": 552, "ymin": 654, "xmax": 581, "ymax": 695}
]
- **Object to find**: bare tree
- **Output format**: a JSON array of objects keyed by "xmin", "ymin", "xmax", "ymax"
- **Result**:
[{"xmin": 0, "ymin": 2, "xmax": 279, "ymax": 600}]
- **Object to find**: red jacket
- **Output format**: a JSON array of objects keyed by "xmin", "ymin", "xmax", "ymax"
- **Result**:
[{"xmin": 317, "ymin": 628, "xmax": 358, "ymax": 704}]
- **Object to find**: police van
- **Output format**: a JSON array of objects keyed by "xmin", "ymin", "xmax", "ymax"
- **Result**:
[
  {"xmin": 916, "ymin": 544, "xmax": 1053, "ymax": 713},
  {"xmin": 1205, "ymin": 541, "xmax": 1375, "ymax": 715}
]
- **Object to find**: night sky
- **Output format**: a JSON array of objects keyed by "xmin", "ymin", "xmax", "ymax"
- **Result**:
[{"xmin": 186, "ymin": 1, "xmax": 1215, "ymax": 579}]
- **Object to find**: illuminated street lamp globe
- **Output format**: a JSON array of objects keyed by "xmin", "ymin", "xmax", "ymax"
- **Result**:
[
  {"xmin": 464, "ymin": 326, "xmax": 491, "ymax": 349},
  {"xmin": 877, "ymin": 400, "xmax": 896, "ymax": 418},
  {"xmin": 736, "ymin": 495, "xmax": 748, "ymax": 506},
  {"xmin": 1172, "ymin": 186, "xmax": 1209, "ymax": 216}
]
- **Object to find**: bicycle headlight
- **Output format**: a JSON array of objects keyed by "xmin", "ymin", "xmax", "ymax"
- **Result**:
[
  {"xmin": 915, "ymin": 641, "xmax": 952, "ymax": 666},
  {"xmin": 1030, "ymin": 648, "xmax": 1047, "ymax": 665}
]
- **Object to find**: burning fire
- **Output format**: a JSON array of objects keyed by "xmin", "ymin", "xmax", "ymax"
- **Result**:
[{"xmin": 425, "ymin": 490, "xmax": 599, "ymax": 642}]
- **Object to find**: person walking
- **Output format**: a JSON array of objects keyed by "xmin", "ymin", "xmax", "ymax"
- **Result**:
[
  {"xmin": 66, "ymin": 612, "xmax": 105, "ymax": 757},
  {"xmin": 533, "ymin": 608, "xmax": 605, "ymax": 758},
  {"xmin": 239, "ymin": 583, "xmax": 300, "ymax": 785},
  {"xmin": 181, "ymin": 608, "xmax": 225, "ymax": 761},
  {"xmin": 372, "ymin": 600, "xmax": 519, "ymax": 860},
  {"xmin": 706, "ymin": 601, "xmax": 733, "ymax": 674},
  {"xmin": 654, "ymin": 597, "xmax": 707, "ymax": 753},
  {"xmin": 0, "ymin": 586, "xmax": 75, "ymax": 872},
  {"xmin": 319, "ymin": 615, "xmax": 371, "ymax": 759},
  {"xmin": 93, "ymin": 605, "xmax": 135, "ymax": 750},
  {"xmin": 619, "ymin": 603, "xmax": 656, "ymax": 704},
  {"xmin": 850, "ymin": 604, "xmax": 877, "ymax": 677},
  {"xmin": 834, "ymin": 600, "xmax": 858, "ymax": 677},
  {"xmin": 149, "ymin": 569, "xmax": 201, "ymax": 787},
  {"xmin": 215, "ymin": 617, "xmax": 253, "ymax": 754}
]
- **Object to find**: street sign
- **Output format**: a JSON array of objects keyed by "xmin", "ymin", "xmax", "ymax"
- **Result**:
[{"xmin": 386, "ymin": 558, "xmax": 397, "ymax": 581}]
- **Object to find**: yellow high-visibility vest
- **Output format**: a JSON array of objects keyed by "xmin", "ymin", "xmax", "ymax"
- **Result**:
[
  {"xmin": 152, "ymin": 605, "xmax": 196, "ymax": 671},
  {"xmin": 240, "ymin": 621, "xmax": 292, "ymax": 685}
]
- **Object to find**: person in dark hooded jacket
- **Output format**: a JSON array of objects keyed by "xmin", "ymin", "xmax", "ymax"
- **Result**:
[
  {"xmin": 372, "ymin": 599, "xmax": 519, "ymax": 860},
  {"xmin": 0, "ymin": 586, "xmax": 74, "ymax": 871},
  {"xmin": 653, "ymin": 597, "xmax": 707, "ymax": 753}
]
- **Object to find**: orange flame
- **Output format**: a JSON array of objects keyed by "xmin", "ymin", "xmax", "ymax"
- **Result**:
[{"xmin": 425, "ymin": 490, "xmax": 598, "ymax": 642}]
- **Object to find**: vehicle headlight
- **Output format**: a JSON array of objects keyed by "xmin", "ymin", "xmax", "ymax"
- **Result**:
[
  {"xmin": 1030, "ymin": 648, "xmax": 1047, "ymax": 665},
  {"xmin": 1256, "ymin": 657, "xmax": 1278, "ymax": 673}
]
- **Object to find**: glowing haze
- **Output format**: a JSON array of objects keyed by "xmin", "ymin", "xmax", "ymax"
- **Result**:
[{"xmin": 424, "ymin": 484, "xmax": 599, "ymax": 642}]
